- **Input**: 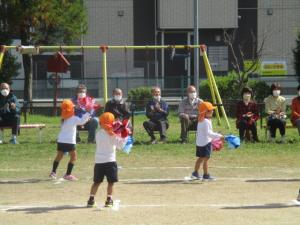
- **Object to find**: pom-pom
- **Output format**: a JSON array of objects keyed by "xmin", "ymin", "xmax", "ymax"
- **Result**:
[
  {"xmin": 225, "ymin": 135, "xmax": 240, "ymax": 149},
  {"xmin": 122, "ymin": 136, "xmax": 134, "ymax": 154}
]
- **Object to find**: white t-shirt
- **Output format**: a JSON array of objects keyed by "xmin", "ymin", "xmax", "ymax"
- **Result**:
[
  {"xmin": 57, "ymin": 113, "xmax": 90, "ymax": 144},
  {"xmin": 196, "ymin": 118, "xmax": 222, "ymax": 147},
  {"xmin": 95, "ymin": 129, "xmax": 127, "ymax": 163}
]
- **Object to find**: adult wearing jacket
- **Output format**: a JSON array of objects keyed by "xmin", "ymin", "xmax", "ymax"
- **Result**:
[
  {"xmin": 143, "ymin": 87, "xmax": 169, "ymax": 144},
  {"xmin": 0, "ymin": 83, "xmax": 20, "ymax": 144}
]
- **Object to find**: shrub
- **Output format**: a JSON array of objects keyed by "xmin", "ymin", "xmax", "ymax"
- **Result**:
[
  {"xmin": 199, "ymin": 73, "xmax": 269, "ymax": 103},
  {"xmin": 127, "ymin": 87, "xmax": 152, "ymax": 110}
]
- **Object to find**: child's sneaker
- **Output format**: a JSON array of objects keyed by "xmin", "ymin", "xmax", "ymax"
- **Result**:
[
  {"xmin": 87, "ymin": 199, "xmax": 97, "ymax": 208},
  {"xmin": 49, "ymin": 172, "xmax": 57, "ymax": 179},
  {"xmin": 105, "ymin": 198, "xmax": 114, "ymax": 207},
  {"xmin": 63, "ymin": 174, "xmax": 78, "ymax": 181},
  {"xmin": 9, "ymin": 138, "xmax": 19, "ymax": 144},
  {"xmin": 202, "ymin": 174, "xmax": 216, "ymax": 181},
  {"xmin": 191, "ymin": 171, "xmax": 201, "ymax": 179}
]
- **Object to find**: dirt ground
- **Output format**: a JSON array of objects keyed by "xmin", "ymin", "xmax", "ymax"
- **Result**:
[{"xmin": 0, "ymin": 165, "xmax": 299, "ymax": 225}]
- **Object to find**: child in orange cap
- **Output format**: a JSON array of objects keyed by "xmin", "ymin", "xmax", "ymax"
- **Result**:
[
  {"xmin": 87, "ymin": 112, "xmax": 129, "ymax": 208},
  {"xmin": 191, "ymin": 101, "xmax": 224, "ymax": 181},
  {"xmin": 49, "ymin": 99, "xmax": 91, "ymax": 181}
]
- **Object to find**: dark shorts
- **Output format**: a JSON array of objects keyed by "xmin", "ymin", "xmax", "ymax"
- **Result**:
[
  {"xmin": 93, "ymin": 162, "xmax": 118, "ymax": 183},
  {"xmin": 196, "ymin": 143, "xmax": 212, "ymax": 158},
  {"xmin": 57, "ymin": 142, "xmax": 76, "ymax": 153}
]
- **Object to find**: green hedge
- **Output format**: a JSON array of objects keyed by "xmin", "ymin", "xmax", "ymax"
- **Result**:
[
  {"xmin": 199, "ymin": 74, "xmax": 270, "ymax": 103},
  {"xmin": 127, "ymin": 87, "xmax": 152, "ymax": 110}
]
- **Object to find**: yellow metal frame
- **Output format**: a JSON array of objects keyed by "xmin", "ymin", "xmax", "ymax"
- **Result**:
[{"xmin": 0, "ymin": 44, "xmax": 230, "ymax": 129}]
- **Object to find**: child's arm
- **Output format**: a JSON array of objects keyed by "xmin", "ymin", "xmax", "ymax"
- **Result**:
[
  {"xmin": 74, "ymin": 112, "xmax": 91, "ymax": 126},
  {"xmin": 205, "ymin": 121, "xmax": 223, "ymax": 139},
  {"xmin": 113, "ymin": 135, "xmax": 128, "ymax": 150}
]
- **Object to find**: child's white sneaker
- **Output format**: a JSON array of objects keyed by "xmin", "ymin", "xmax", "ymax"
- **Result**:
[
  {"xmin": 63, "ymin": 174, "xmax": 78, "ymax": 181},
  {"xmin": 49, "ymin": 172, "xmax": 57, "ymax": 179}
]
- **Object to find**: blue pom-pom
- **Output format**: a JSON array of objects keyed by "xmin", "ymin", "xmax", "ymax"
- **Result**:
[
  {"xmin": 122, "ymin": 136, "xmax": 134, "ymax": 154},
  {"xmin": 225, "ymin": 135, "xmax": 240, "ymax": 149}
]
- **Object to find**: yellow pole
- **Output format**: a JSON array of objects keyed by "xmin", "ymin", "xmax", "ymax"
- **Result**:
[
  {"xmin": 200, "ymin": 45, "xmax": 230, "ymax": 129},
  {"xmin": 101, "ymin": 46, "xmax": 108, "ymax": 104},
  {"xmin": 5, "ymin": 45, "xmax": 203, "ymax": 51},
  {"xmin": 206, "ymin": 65, "xmax": 221, "ymax": 125},
  {"xmin": 0, "ymin": 45, "xmax": 5, "ymax": 71}
]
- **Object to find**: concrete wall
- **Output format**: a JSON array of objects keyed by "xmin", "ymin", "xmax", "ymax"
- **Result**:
[
  {"xmin": 258, "ymin": 0, "xmax": 300, "ymax": 75},
  {"xmin": 83, "ymin": 0, "xmax": 134, "ymax": 80},
  {"xmin": 158, "ymin": 0, "xmax": 238, "ymax": 29}
]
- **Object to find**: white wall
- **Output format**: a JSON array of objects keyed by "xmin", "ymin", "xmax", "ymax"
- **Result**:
[
  {"xmin": 258, "ymin": 0, "xmax": 300, "ymax": 75},
  {"xmin": 158, "ymin": 0, "xmax": 238, "ymax": 29}
]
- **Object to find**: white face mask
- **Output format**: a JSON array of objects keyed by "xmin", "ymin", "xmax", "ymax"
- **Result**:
[
  {"xmin": 1, "ymin": 89, "xmax": 9, "ymax": 97},
  {"xmin": 188, "ymin": 92, "xmax": 197, "ymax": 99},
  {"xmin": 153, "ymin": 96, "xmax": 161, "ymax": 102},
  {"xmin": 273, "ymin": 90, "xmax": 280, "ymax": 97},
  {"xmin": 114, "ymin": 95, "xmax": 122, "ymax": 102},
  {"xmin": 243, "ymin": 94, "xmax": 251, "ymax": 101},
  {"xmin": 78, "ymin": 93, "xmax": 86, "ymax": 98}
]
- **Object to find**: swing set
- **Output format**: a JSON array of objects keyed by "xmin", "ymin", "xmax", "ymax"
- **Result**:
[{"xmin": 0, "ymin": 44, "xmax": 230, "ymax": 129}]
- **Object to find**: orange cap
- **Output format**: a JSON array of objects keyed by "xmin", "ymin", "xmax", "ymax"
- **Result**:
[
  {"xmin": 198, "ymin": 101, "xmax": 216, "ymax": 121},
  {"xmin": 61, "ymin": 99, "xmax": 74, "ymax": 119},
  {"xmin": 99, "ymin": 112, "xmax": 115, "ymax": 135}
]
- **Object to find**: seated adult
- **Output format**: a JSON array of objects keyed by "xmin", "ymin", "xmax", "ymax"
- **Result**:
[
  {"xmin": 178, "ymin": 85, "xmax": 203, "ymax": 143},
  {"xmin": 264, "ymin": 83, "xmax": 286, "ymax": 143},
  {"xmin": 143, "ymin": 87, "xmax": 169, "ymax": 144},
  {"xmin": 291, "ymin": 85, "xmax": 300, "ymax": 135},
  {"xmin": 104, "ymin": 88, "xmax": 130, "ymax": 121},
  {"xmin": 236, "ymin": 87, "xmax": 259, "ymax": 142},
  {"xmin": 0, "ymin": 83, "xmax": 20, "ymax": 144},
  {"xmin": 72, "ymin": 84, "xmax": 100, "ymax": 143}
]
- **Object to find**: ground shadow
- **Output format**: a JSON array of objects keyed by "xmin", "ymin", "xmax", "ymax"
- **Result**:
[
  {"xmin": 246, "ymin": 179, "xmax": 300, "ymax": 183},
  {"xmin": 0, "ymin": 179, "xmax": 49, "ymax": 185},
  {"xmin": 123, "ymin": 179, "xmax": 202, "ymax": 185},
  {"xmin": 223, "ymin": 203, "xmax": 300, "ymax": 210},
  {"xmin": 6, "ymin": 205, "xmax": 87, "ymax": 214}
]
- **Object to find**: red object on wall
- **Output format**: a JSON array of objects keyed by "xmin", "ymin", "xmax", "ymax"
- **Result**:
[{"xmin": 47, "ymin": 52, "xmax": 70, "ymax": 73}]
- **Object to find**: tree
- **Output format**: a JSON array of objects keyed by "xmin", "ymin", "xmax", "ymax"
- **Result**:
[
  {"xmin": 293, "ymin": 33, "xmax": 300, "ymax": 84},
  {"xmin": 0, "ymin": 36, "xmax": 21, "ymax": 84},
  {"xmin": 223, "ymin": 29, "xmax": 266, "ymax": 94},
  {"xmin": 1, "ymin": 0, "xmax": 87, "ymax": 106}
]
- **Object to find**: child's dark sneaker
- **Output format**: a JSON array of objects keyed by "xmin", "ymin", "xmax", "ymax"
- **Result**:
[
  {"xmin": 105, "ymin": 198, "xmax": 114, "ymax": 207},
  {"xmin": 87, "ymin": 199, "xmax": 96, "ymax": 208},
  {"xmin": 202, "ymin": 174, "xmax": 216, "ymax": 181},
  {"xmin": 191, "ymin": 171, "xmax": 201, "ymax": 179}
]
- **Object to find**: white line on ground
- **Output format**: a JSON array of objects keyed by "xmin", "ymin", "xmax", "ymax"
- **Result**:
[
  {"xmin": 0, "ymin": 201, "xmax": 299, "ymax": 212},
  {"xmin": 0, "ymin": 177, "xmax": 299, "ymax": 184}
]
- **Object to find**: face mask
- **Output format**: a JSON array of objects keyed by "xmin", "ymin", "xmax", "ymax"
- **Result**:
[
  {"xmin": 298, "ymin": 91, "xmax": 300, "ymax": 96},
  {"xmin": 78, "ymin": 93, "xmax": 86, "ymax": 98},
  {"xmin": 153, "ymin": 96, "xmax": 161, "ymax": 102},
  {"xmin": 114, "ymin": 95, "xmax": 122, "ymax": 102},
  {"xmin": 188, "ymin": 92, "xmax": 197, "ymax": 99},
  {"xmin": 1, "ymin": 89, "xmax": 9, "ymax": 97},
  {"xmin": 272, "ymin": 90, "xmax": 280, "ymax": 97},
  {"xmin": 243, "ymin": 94, "xmax": 251, "ymax": 101}
]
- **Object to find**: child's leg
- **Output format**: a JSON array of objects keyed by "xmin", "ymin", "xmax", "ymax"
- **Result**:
[
  {"xmin": 107, "ymin": 182, "xmax": 114, "ymax": 197},
  {"xmin": 90, "ymin": 182, "xmax": 101, "ymax": 196},
  {"xmin": 52, "ymin": 151, "xmax": 64, "ymax": 173},
  {"xmin": 66, "ymin": 150, "xmax": 77, "ymax": 175},
  {"xmin": 194, "ymin": 157, "xmax": 204, "ymax": 173},
  {"xmin": 203, "ymin": 157, "xmax": 209, "ymax": 175},
  {"xmin": 87, "ymin": 182, "xmax": 101, "ymax": 206}
]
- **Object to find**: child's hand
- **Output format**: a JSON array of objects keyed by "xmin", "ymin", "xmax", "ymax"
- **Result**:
[{"xmin": 220, "ymin": 136, "xmax": 225, "ymax": 142}]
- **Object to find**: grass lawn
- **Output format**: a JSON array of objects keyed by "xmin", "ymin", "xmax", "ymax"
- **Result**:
[{"xmin": 0, "ymin": 113, "xmax": 299, "ymax": 225}]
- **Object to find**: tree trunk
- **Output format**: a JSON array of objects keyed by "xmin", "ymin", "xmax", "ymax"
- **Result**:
[{"xmin": 22, "ymin": 54, "xmax": 33, "ymax": 112}]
